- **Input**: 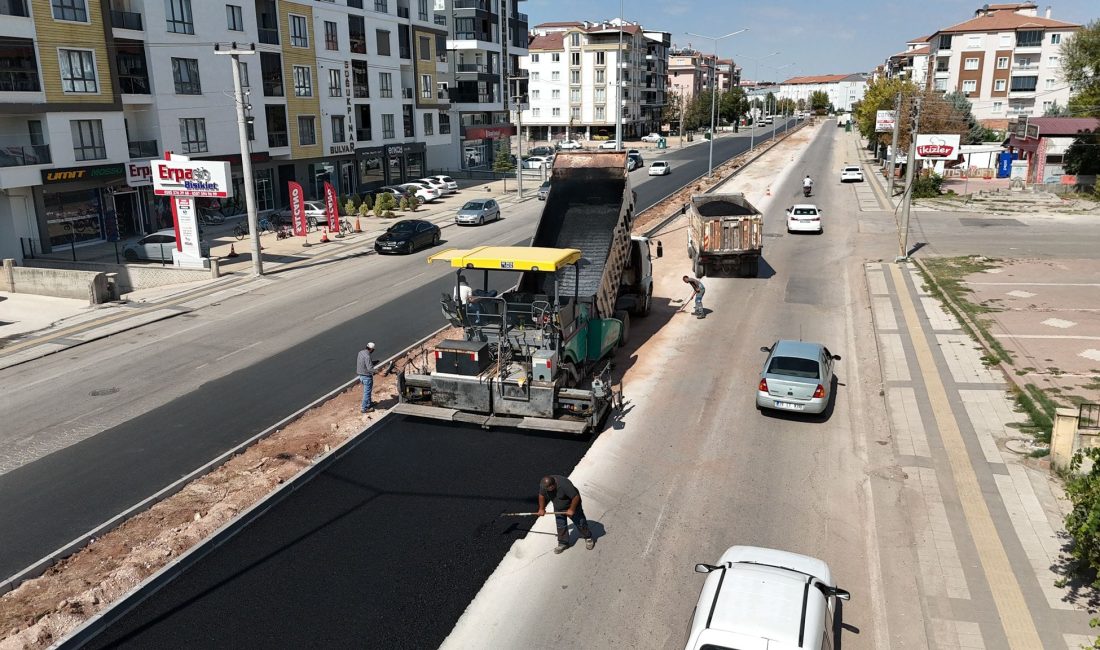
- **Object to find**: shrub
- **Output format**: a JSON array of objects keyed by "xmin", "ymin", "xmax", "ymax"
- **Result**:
[
  {"xmin": 374, "ymin": 193, "xmax": 392, "ymax": 218},
  {"xmin": 384, "ymin": 209, "xmax": 395, "ymax": 218},
  {"xmin": 911, "ymin": 172, "xmax": 944, "ymax": 198},
  {"xmin": 344, "ymin": 198, "xmax": 357, "ymax": 217},
  {"xmin": 407, "ymin": 194, "xmax": 420, "ymax": 211},
  {"xmin": 399, "ymin": 196, "xmax": 410, "ymax": 211},
  {"xmin": 359, "ymin": 202, "xmax": 371, "ymax": 218},
  {"xmin": 361, "ymin": 193, "xmax": 373, "ymax": 211},
  {"xmin": 1065, "ymin": 447, "xmax": 1100, "ymax": 588}
]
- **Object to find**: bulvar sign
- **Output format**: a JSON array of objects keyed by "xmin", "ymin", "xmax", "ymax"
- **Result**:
[
  {"xmin": 151, "ymin": 159, "xmax": 233, "ymax": 198},
  {"xmin": 914, "ymin": 134, "xmax": 961, "ymax": 160}
]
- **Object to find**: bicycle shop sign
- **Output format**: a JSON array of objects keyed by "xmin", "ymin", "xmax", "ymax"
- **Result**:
[{"xmin": 151, "ymin": 159, "xmax": 233, "ymax": 198}]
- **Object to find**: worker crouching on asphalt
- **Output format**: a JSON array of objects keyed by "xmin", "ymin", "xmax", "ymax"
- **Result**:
[
  {"xmin": 538, "ymin": 475, "xmax": 595, "ymax": 554},
  {"xmin": 683, "ymin": 275, "xmax": 705, "ymax": 318}
]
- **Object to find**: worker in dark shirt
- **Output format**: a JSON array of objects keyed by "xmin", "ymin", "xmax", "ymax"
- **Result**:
[
  {"xmin": 683, "ymin": 275, "xmax": 705, "ymax": 318},
  {"xmin": 537, "ymin": 475, "xmax": 594, "ymax": 554}
]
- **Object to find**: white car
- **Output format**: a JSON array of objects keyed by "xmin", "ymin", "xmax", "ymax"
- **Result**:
[
  {"xmin": 557, "ymin": 139, "xmax": 583, "ymax": 150},
  {"xmin": 523, "ymin": 156, "xmax": 552, "ymax": 169},
  {"xmin": 840, "ymin": 165, "xmax": 864, "ymax": 183},
  {"xmin": 426, "ymin": 175, "xmax": 459, "ymax": 193},
  {"xmin": 786, "ymin": 204, "xmax": 823, "ymax": 234},
  {"xmin": 417, "ymin": 177, "xmax": 450, "ymax": 194},
  {"xmin": 640, "ymin": 133, "xmax": 662, "ymax": 143},
  {"xmin": 122, "ymin": 228, "xmax": 210, "ymax": 262},
  {"xmin": 598, "ymin": 140, "xmax": 619, "ymax": 150},
  {"xmin": 684, "ymin": 546, "xmax": 850, "ymax": 650},
  {"xmin": 399, "ymin": 182, "xmax": 439, "ymax": 203},
  {"xmin": 648, "ymin": 160, "xmax": 670, "ymax": 176}
]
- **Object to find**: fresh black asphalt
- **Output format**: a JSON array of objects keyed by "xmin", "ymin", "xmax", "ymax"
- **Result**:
[{"xmin": 5, "ymin": 122, "xmax": 794, "ymax": 637}]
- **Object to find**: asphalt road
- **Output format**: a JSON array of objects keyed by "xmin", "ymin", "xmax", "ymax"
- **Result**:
[{"xmin": 0, "ymin": 121, "xmax": 795, "ymax": 582}]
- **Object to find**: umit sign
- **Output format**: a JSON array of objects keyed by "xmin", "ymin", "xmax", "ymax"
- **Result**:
[{"xmin": 914, "ymin": 134, "xmax": 961, "ymax": 160}]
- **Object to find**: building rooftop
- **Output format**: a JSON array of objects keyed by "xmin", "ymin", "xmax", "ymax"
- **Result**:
[
  {"xmin": 1023, "ymin": 117, "xmax": 1100, "ymax": 136},
  {"xmin": 528, "ymin": 32, "xmax": 565, "ymax": 51},
  {"xmin": 936, "ymin": 9, "xmax": 1078, "ymax": 34},
  {"xmin": 781, "ymin": 74, "xmax": 865, "ymax": 85}
]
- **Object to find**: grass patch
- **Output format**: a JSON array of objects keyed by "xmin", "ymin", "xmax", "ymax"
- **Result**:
[
  {"xmin": 1084, "ymin": 377, "xmax": 1100, "ymax": 391},
  {"xmin": 1012, "ymin": 384, "xmax": 1054, "ymax": 443},
  {"xmin": 918, "ymin": 257, "xmax": 1013, "ymax": 364},
  {"xmin": 1027, "ymin": 383, "xmax": 1063, "ymax": 418}
]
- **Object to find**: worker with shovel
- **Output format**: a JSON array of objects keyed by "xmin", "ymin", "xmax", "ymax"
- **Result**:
[
  {"xmin": 537, "ymin": 475, "xmax": 595, "ymax": 554},
  {"xmin": 683, "ymin": 275, "xmax": 706, "ymax": 318}
]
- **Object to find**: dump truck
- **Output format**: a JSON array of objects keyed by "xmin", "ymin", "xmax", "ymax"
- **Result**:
[
  {"xmin": 686, "ymin": 193, "xmax": 764, "ymax": 278},
  {"xmin": 393, "ymin": 151, "xmax": 658, "ymax": 434}
]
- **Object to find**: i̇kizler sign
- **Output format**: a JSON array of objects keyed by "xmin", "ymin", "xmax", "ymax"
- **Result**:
[
  {"xmin": 151, "ymin": 159, "xmax": 233, "ymax": 198},
  {"xmin": 914, "ymin": 134, "xmax": 961, "ymax": 160}
]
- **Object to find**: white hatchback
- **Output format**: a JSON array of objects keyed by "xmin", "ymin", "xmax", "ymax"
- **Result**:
[
  {"xmin": 427, "ymin": 175, "xmax": 459, "ymax": 192},
  {"xmin": 786, "ymin": 204, "xmax": 823, "ymax": 234},
  {"xmin": 648, "ymin": 160, "xmax": 670, "ymax": 176},
  {"xmin": 840, "ymin": 165, "xmax": 864, "ymax": 182}
]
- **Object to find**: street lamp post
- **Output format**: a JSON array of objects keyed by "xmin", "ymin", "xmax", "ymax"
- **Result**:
[
  {"xmin": 735, "ymin": 51, "xmax": 779, "ymax": 153},
  {"xmin": 763, "ymin": 62, "xmax": 793, "ymax": 135},
  {"xmin": 686, "ymin": 29, "xmax": 748, "ymax": 178}
]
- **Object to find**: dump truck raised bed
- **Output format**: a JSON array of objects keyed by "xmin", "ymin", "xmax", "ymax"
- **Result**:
[
  {"xmin": 393, "ymin": 151, "xmax": 657, "ymax": 434},
  {"xmin": 687, "ymin": 193, "xmax": 764, "ymax": 278}
]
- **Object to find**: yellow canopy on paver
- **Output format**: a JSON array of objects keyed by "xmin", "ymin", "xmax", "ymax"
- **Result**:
[{"xmin": 427, "ymin": 246, "xmax": 582, "ymax": 272}]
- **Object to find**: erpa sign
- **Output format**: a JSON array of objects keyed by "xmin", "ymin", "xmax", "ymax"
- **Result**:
[
  {"xmin": 151, "ymin": 159, "xmax": 233, "ymax": 198},
  {"xmin": 914, "ymin": 134, "xmax": 961, "ymax": 160},
  {"xmin": 875, "ymin": 110, "xmax": 895, "ymax": 133},
  {"xmin": 126, "ymin": 161, "xmax": 152, "ymax": 187}
]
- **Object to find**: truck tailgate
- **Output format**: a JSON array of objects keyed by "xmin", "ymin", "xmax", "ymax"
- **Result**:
[{"xmin": 702, "ymin": 216, "xmax": 762, "ymax": 253}]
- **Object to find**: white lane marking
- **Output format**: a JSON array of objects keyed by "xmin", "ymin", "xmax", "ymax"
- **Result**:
[
  {"xmin": 393, "ymin": 271, "xmax": 427, "ymax": 288},
  {"xmin": 992, "ymin": 334, "xmax": 1100, "ymax": 340},
  {"xmin": 642, "ymin": 488, "xmax": 673, "ymax": 558},
  {"xmin": 1006, "ymin": 290, "xmax": 1036, "ymax": 298},
  {"xmin": 1041, "ymin": 318, "xmax": 1078, "ymax": 329},
  {"xmin": 966, "ymin": 282, "xmax": 1100, "ymax": 287},
  {"xmin": 312, "ymin": 300, "xmax": 360, "ymax": 321},
  {"xmin": 196, "ymin": 341, "xmax": 262, "ymax": 370}
]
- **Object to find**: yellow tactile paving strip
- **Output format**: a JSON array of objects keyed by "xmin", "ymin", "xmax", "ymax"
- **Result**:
[{"xmin": 890, "ymin": 263, "xmax": 1042, "ymax": 649}]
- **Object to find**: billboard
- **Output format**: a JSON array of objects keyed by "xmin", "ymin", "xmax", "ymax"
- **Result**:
[
  {"xmin": 151, "ymin": 159, "xmax": 233, "ymax": 198},
  {"xmin": 914, "ymin": 134, "xmax": 961, "ymax": 160},
  {"xmin": 875, "ymin": 110, "xmax": 896, "ymax": 133}
]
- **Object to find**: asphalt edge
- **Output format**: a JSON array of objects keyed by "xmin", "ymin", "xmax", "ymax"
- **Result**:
[{"xmin": 1, "ymin": 325, "xmax": 449, "ymax": 599}]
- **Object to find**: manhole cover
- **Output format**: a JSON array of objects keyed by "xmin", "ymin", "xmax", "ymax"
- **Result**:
[
  {"xmin": 89, "ymin": 387, "xmax": 120, "ymax": 397},
  {"xmin": 959, "ymin": 218, "xmax": 1026, "ymax": 227}
]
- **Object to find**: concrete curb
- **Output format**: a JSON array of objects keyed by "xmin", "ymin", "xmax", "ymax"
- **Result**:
[{"xmin": 0, "ymin": 324, "xmax": 448, "ymax": 597}]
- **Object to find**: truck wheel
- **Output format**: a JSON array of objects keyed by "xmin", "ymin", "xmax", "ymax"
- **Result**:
[
  {"xmin": 693, "ymin": 259, "xmax": 705, "ymax": 279},
  {"xmin": 614, "ymin": 310, "xmax": 631, "ymax": 346},
  {"xmin": 638, "ymin": 288, "xmax": 652, "ymax": 317}
]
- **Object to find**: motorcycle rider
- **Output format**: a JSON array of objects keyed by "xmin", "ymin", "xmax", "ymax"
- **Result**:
[{"xmin": 802, "ymin": 175, "xmax": 814, "ymax": 196}]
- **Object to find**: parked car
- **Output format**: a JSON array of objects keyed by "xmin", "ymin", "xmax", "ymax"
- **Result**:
[
  {"xmin": 417, "ymin": 177, "xmax": 449, "ymax": 194},
  {"xmin": 648, "ymin": 160, "xmax": 670, "ymax": 176},
  {"xmin": 377, "ymin": 186, "xmax": 408, "ymax": 199},
  {"xmin": 839, "ymin": 165, "xmax": 864, "ymax": 183},
  {"xmin": 455, "ymin": 198, "xmax": 501, "ymax": 226},
  {"xmin": 640, "ymin": 133, "xmax": 662, "ymax": 143},
  {"xmin": 598, "ymin": 140, "xmax": 619, "ymax": 150},
  {"xmin": 523, "ymin": 156, "xmax": 553, "ymax": 170},
  {"xmin": 785, "ymin": 204, "xmax": 823, "ymax": 234},
  {"xmin": 123, "ymin": 228, "xmax": 210, "ymax": 262},
  {"xmin": 685, "ymin": 545, "xmax": 850, "ymax": 650},
  {"xmin": 529, "ymin": 145, "xmax": 554, "ymax": 157},
  {"xmin": 399, "ymin": 182, "xmax": 440, "ymax": 202},
  {"xmin": 557, "ymin": 139, "xmax": 583, "ymax": 150},
  {"xmin": 425, "ymin": 175, "xmax": 459, "ymax": 193},
  {"xmin": 756, "ymin": 339, "xmax": 841, "ymax": 415},
  {"xmin": 626, "ymin": 152, "xmax": 644, "ymax": 171},
  {"xmin": 275, "ymin": 200, "xmax": 327, "ymax": 228},
  {"xmin": 537, "ymin": 181, "xmax": 551, "ymax": 201},
  {"xmin": 373, "ymin": 219, "xmax": 441, "ymax": 254}
]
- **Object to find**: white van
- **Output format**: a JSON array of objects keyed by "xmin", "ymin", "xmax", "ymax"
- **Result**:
[{"xmin": 684, "ymin": 546, "xmax": 850, "ymax": 650}]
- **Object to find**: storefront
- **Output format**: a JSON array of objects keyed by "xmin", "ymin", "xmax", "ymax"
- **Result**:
[
  {"xmin": 462, "ymin": 125, "xmax": 516, "ymax": 170},
  {"xmin": 357, "ymin": 145, "xmax": 386, "ymax": 195},
  {"xmin": 385, "ymin": 142, "xmax": 426, "ymax": 185},
  {"xmin": 37, "ymin": 162, "xmax": 131, "ymax": 250}
]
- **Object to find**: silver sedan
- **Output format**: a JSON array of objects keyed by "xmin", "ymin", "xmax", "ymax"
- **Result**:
[
  {"xmin": 756, "ymin": 339, "xmax": 840, "ymax": 415},
  {"xmin": 455, "ymin": 199, "xmax": 501, "ymax": 226}
]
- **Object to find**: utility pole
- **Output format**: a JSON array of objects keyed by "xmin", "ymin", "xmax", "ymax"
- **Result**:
[
  {"xmin": 215, "ymin": 42, "xmax": 261, "ymax": 276},
  {"xmin": 678, "ymin": 92, "xmax": 685, "ymax": 148},
  {"xmin": 898, "ymin": 95, "xmax": 921, "ymax": 262},
  {"xmin": 886, "ymin": 91, "xmax": 902, "ymax": 200},
  {"xmin": 615, "ymin": 0, "xmax": 624, "ymax": 150},
  {"xmin": 508, "ymin": 74, "xmax": 527, "ymax": 199}
]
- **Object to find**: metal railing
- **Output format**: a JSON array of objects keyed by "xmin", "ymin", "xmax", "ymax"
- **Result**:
[
  {"xmin": 268, "ymin": 132, "xmax": 289, "ymax": 147},
  {"xmin": 258, "ymin": 27, "xmax": 279, "ymax": 45},
  {"xmin": 356, "ymin": 128, "xmax": 371, "ymax": 140},
  {"xmin": 350, "ymin": 36, "xmax": 366, "ymax": 54},
  {"xmin": 263, "ymin": 80, "xmax": 284, "ymax": 96},
  {"xmin": 127, "ymin": 139, "xmax": 158, "ymax": 158},
  {"xmin": 454, "ymin": 0, "xmax": 491, "ymax": 10},
  {"xmin": 117, "ymin": 74, "xmax": 150, "ymax": 94},
  {"xmin": 457, "ymin": 63, "xmax": 490, "ymax": 73},
  {"xmin": 401, "ymin": 87, "xmax": 414, "ymax": 99},
  {"xmin": 110, "ymin": 9, "xmax": 142, "ymax": 30},
  {"xmin": 1080, "ymin": 403, "xmax": 1100, "ymax": 430},
  {"xmin": 0, "ymin": 70, "xmax": 40, "ymax": 92},
  {"xmin": 353, "ymin": 84, "xmax": 369, "ymax": 98},
  {"xmin": 1012, "ymin": 63, "xmax": 1038, "ymax": 71},
  {"xmin": 0, "ymin": 144, "xmax": 51, "ymax": 167},
  {"xmin": 433, "ymin": 14, "xmax": 446, "ymax": 25}
]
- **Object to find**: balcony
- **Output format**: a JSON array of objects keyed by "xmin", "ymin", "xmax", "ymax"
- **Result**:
[
  {"xmin": 454, "ymin": 0, "xmax": 492, "ymax": 10},
  {"xmin": 449, "ymin": 91, "xmax": 494, "ymax": 104},
  {"xmin": 456, "ymin": 63, "xmax": 492, "ymax": 74},
  {"xmin": 353, "ymin": 84, "xmax": 369, "ymax": 98},
  {"xmin": 401, "ymin": 87, "xmax": 414, "ymax": 99},
  {"xmin": 0, "ymin": 69, "xmax": 40, "ymax": 92},
  {"xmin": 433, "ymin": 14, "xmax": 446, "ymax": 26},
  {"xmin": 514, "ymin": 12, "xmax": 528, "ymax": 22},
  {"xmin": 263, "ymin": 78, "xmax": 284, "ymax": 97},
  {"xmin": 0, "ymin": 0, "xmax": 31, "ymax": 17},
  {"xmin": 127, "ymin": 139, "xmax": 158, "ymax": 158},
  {"xmin": 397, "ymin": 5, "xmax": 409, "ymax": 18},
  {"xmin": 1011, "ymin": 63, "xmax": 1038, "ymax": 72},
  {"xmin": 268, "ymin": 131, "xmax": 288, "ymax": 148},
  {"xmin": 110, "ymin": 9, "xmax": 142, "ymax": 30},
  {"xmin": 356, "ymin": 128, "xmax": 371, "ymax": 140},
  {"xmin": 118, "ymin": 73, "xmax": 150, "ymax": 94},
  {"xmin": 0, "ymin": 144, "xmax": 50, "ymax": 167},
  {"xmin": 350, "ymin": 36, "xmax": 366, "ymax": 54},
  {"xmin": 258, "ymin": 27, "xmax": 279, "ymax": 45}
]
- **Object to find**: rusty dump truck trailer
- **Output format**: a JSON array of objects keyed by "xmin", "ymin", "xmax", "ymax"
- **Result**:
[{"xmin": 686, "ymin": 193, "xmax": 764, "ymax": 278}]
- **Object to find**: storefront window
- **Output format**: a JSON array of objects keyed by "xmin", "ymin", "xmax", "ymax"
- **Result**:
[
  {"xmin": 44, "ymin": 189, "xmax": 103, "ymax": 247},
  {"xmin": 309, "ymin": 162, "xmax": 335, "ymax": 198},
  {"xmin": 388, "ymin": 154, "xmax": 401, "ymax": 184},
  {"xmin": 152, "ymin": 195, "xmax": 173, "ymax": 231},
  {"xmin": 406, "ymin": 153, "xmax": 423, "ymax": 181},
  {"xmin": 254, "ymin": 168, "xmax": 274, "ymax": 211},
  {"xmin": 358, "ymin": 153, "xmax": 384, "ymax": 192}
]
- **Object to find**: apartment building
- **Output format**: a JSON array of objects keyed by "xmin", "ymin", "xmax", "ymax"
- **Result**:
[
  {"xmin": 0, "ymin": 0, "xmax": 453, "ymax": 262},
  {"xmin": 884, "ymin": 35, "xmax": 931, "ymax": 83},
  {"xmin": 440, "ymin": 0, "xmax": 526, "ymax": 169},
  {"xmin": 776, "ymin": 74, "xmax": 870, "ymax": 113},
  {"xmin": 668, "ymin": 48, "xmax": 707, "ymax": 102},
  {"xmin": 923, "ymin": 2, "xmax": 1080, "ymax": 126},
  {"xmin": 520, "ymin": 19, "xmax": 668, "ymax": 142}
]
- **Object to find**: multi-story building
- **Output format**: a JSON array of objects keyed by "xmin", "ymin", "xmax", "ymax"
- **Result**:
[
  {"xmin": 439, "ymin": 0, "xmax": 526, "ymax": 169},
  {"xmin": 923, "ymin": 2, "xmax": 1080, "ymax": 127},
  {"xmin": 520, "ymin": 19, "xmax": 667, "ymax": 142},
  {"xmin": 0, "ymin": 0, "xmax": 454, "ymax": 262},
  {"xmin": 885, "ymin": 36, "xmax": 931, "ymax": 82},
  {"xmin": 714, "ymin": 59, "xmax": 741, "ymax": 92},
  {"xmin": 776, "ymin": 74, "xmax": 869, "ymax": 113},
  {"xmin": 668, "ymin": 48, "xmax": 707, "ymax": 102}
]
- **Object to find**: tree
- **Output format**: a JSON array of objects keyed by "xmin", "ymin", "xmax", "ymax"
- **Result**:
[
  {"xmin": 943, "ymin": 91, "xmax": 990, "ymax": 144},
  {"xmin": 664, "ymin": 89, "xmax": 684, "ymax": 126},
  {"xmin": 1060, "ymin": 19, "xmax": 1100, "ymax": 118},
  {"xmin": 853, "ymin": 77, "xmax": 918, "ymax": 141},
  {"xmin": 492, "ymin": 140, "xmax": 515, "ymax": 174},
  {"xmin": 809, "ymin": 90, "xmax": 830, "ymax": 114},
  {"xmin": 796, "ymin": 98, "xmax": 807, "ymax": 111},
  {"xmin": 719, "ymin": 87, "xmax": 748, "ymax": 126},
  {"xmin": 1044, "ymin": 101, "xmax": 1072, "ymax": 117},
  {"xmin": 1064, "ymin": 129, "xmax": 1100, "ymax": 175}
]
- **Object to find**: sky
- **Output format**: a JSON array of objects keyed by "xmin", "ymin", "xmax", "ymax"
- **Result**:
[{"xmin": 524, "ymin": 0, "xmax": 1098, "ymax": 81}]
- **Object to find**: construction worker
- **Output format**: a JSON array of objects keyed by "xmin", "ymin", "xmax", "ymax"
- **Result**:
[
  {"xmin": 537, "ymin": 475, "xmax": 594, "ymax": 554},
  {"xmin": 683, "ymin": 275, "xmax": 705, "ymax": 318},
  {"xmin": 356, "ymin": 342, "xmax": 376, "ymax": 413}
]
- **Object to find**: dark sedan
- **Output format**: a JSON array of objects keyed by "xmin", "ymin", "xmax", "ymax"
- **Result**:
[{"xmin": 373, "ymin": 219, "xmax": 441, "ymax": 255}]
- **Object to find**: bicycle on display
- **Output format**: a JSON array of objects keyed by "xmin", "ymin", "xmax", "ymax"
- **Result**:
[{"xmin": 233, "ymin": 215, "xmax": 278, "ymax": 240}]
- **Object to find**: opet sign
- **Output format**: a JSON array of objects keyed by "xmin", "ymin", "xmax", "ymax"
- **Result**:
[
  {"xmin": 914, "ymin": 134, "xmax": 961, "ymax": 160},
  {"xmin": 151, "ymin": 159, "xmax": 233, "ymax": 198}
]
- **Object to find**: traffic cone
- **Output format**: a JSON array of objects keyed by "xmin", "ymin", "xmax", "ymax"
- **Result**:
[
  {"xmin": 766, "ymin": 187, "xmax": 771, "ymax": 196},
  {"xmin": 354, "ymin": 216, "xmax": 362, "ymax": 233},
  {"xmin": 302, "ymin": 232, "xmax": 311, "ymax": 248},
  {"xmin": 320, "ymin": 227, "xmax": 330, "ymax": 243},
  {"xmin": 227, "ymin": 243, "xmax": 238, "ymax": 258}
]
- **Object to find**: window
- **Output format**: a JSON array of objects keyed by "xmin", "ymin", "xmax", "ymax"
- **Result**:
[
  {"xmin": 298, "ymin": 116, "xmax": 316, "ymax": 145},
  {"xmin": 423, "ymin": 112, "xmax": 433, "ymax": 135},
  {"xmin": 996, "ymin": 56, "xmax": 1008, "ymax": 69},
  {"xmin": 531, "ymin": 107, "xmax": 540, "ymax": 117},
  {"xmin": 331, "ymin": 116, "xmax": 345, "ymax": 142},
  {"xmin": 530, "ymin": 71, "xmax": 539, "ymax": 81},
  {"xmin": 70, "ymin": 119, "xmax": 105, "ymax": 160},
  {"xmin": 530, "ymin": 89, "xmax": 540, "ymax": 99},
  {"xmin": 349, "ymin": 15, "xmax": 366, "ymax": 53},
  {"xmin": 179, "ymin": 117, "xmax": 207, "ymax": 153},
  {"xmin": 171, "ymin": 58, "xmax": 201, "ymax": 94},
  {"xmin": 1050, "ymin": 33, "xmax": 1061, "ymax": 44},
  {"xmin": 994, "ymin": 79, "xmax": 1006, "ymax": 91},
  {"xmin": 1042, "ymin": 100, "xmax": 1053, "ymax": 112},
  {"xmin": 551, "ymin": 89, "xmax": 560, "ymax": 99},
  {"xmin": 290, "ymin": 15, "xmax": 308, "ymax": 47},
  {"xmin": 933, "ymin": 78, "xmax": 947, "ymax": 91},
  {"xmin": 569, "ymin": 88, "xmax": 580, "ymax": 102},
  {"xmin": 551, "ymin": 53, "xmax": 560, "ymax": 62},
  {"xmin": 226, "ymin": 4, "xmax": 243, "ymax": 31},
  {"xmin": 382, "ymin": 113, "xmax": 395, "ymax": 138},
  {"xmin": 374, "ymin": 0, "xmax": 387, "ymax": 11},
  {"xmin": 418, "ymin": 0, "xmax": 427, "ymax": 20},
  {"xmin": 992, "ymin": 101, "xmax": 1003, "ymax": 113},
  {"xmin": 530, "ymin": 54, "xmax": 539, "ymax": 63},
  {"xmin": 293, "ymin": 65, "xmax": 312, "ymax": 96},
  {"xmin": 964, "ymin": 57, "xmax": 978, "ymax": 70},
  {"xmin": 398, "ymin": 24, "xmax": 410, "ymax": 58},
  {"xmin": 570, "ymin": 52, "xmax": 580, "ymax": 66},
  {"xmin": 999, "ymin": 33, "xmax": 1012, "ymax": 47},
  {"xmin": 966, "ymin": 35, "xmax": 982, "ymax": 48},
  {"xmin": 938, "ymin": 34, "xmax": 952, "ymax": 50},
  {"xmin": 376, "ymin": 29, "xmax": 391, "ymax": 56},
  {"xmin": 1047, "ymin": 56, "xmax": 1060, "ymax": 67},
  {"xmin": 260, "ymin": 51, "xmax": 283, "ymax": 96},
  {"xmin": 419, "ymin": 36, "xmax": 431, "ymax": 61},
  {"xmin": 329, "ymin": 69, "xmax": 341, "ymax": 96},
  {"xmin": 439, "ymin": 113, "xmax": 450, "ymax": 134},
  {"xmin": 1044, "ymin": 78, "xmax": 1057, "ymax": 89},
  {"xmin": 165, "ymin": 0, "xmax": 194, "ymax": 34},
  {"xmin": 569, "ymin": 33, "xmax": 579, "ymax": 47},
  {"xmin": 552, "ymin": 107, "xmax": 560, "ymax": 117},
  {"xmin": 594, "ymin": 105, "xmax": 604, "ymax": 120},
  {"xmin": 420, "ymin": 73, "xmax": 431, "ymax": 98},
  {"xmin": 1010, "ymin": 76, "xmax": 1037, "ymax": 92},
  {"xmin": 570, "ymin": 70, "xmax": 580, "ymax": 84},
  {"xmin": 379, "ymin": 72, "xmax": 392, "ymax": 97},
  {"xmin": 595, "ymin": 52, "xmax": 605, "ymax": 65},
  {"xmin": 324, "ymin": 21, "xmax": 338, "ymax": 50},
  {"xmin": 594, "ymin": 88, "xmax": 605, "ymax": 102},
  {"xmin": 962, "ymin": 79, "xmax": 976, "ymax": 92},
  {"xmin": 59, "ymin": 49, "xmax": 97, "ymax": 93},
  {"xmin": 570, "ymin": 107, "xmax": 580, "ymax": 120},
  {"xmin": 51, "ymin": 0, "xmax": 87, "ymax": 21},
  {"xmin": 595, "ymin": 69, "xmax": 605, "ymax": 84}
]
